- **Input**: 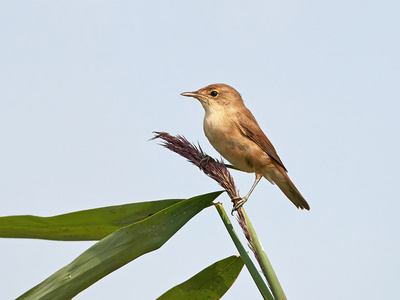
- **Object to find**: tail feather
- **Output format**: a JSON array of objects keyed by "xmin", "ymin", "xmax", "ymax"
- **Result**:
[{"xmin": 263, "ymin": 167, "xmax": 310, "ymax": 210}]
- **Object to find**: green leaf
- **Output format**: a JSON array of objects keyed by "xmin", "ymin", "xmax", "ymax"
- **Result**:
[
  {"xmin": 157, "ymin": 255, "xmax": 244, "ymax": 300},
  {"xmin": 0, "ymin": 198, "xmax": 185, "ymax": 241},
  {"xmin": 17, "ymin": 191, "xmax": 223, "ymax": 300}
]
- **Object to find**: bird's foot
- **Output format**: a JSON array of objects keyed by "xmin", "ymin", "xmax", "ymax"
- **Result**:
[
  {"xmin": 199, "ymin": 155, "xmax": 212, "ymax": 168},
  {"xmin": 231, "ymin": 195, "xmax": 249, "ymax": 214},
  {"xmin": 224, "ymin": 163, "xmax": 241, "ymax": 171}
]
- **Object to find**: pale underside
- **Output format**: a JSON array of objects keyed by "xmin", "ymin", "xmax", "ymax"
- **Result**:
[{"xmin": 203, "ymin": 108, "xmax": 279, "ymax": 184}]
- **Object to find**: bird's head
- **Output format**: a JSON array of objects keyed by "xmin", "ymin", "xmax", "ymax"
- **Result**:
[{"xmin": 180, "ymin": 83, "xmax": 243, "ymax": 113}]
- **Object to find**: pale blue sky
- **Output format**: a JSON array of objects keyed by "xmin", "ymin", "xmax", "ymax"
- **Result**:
[{"xmin": 1, "ymin": 1, "xmax": 399, "ymax": 299}]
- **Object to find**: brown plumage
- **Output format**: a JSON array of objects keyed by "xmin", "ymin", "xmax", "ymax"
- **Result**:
[{"xmin": 181, "ymin": 83, "xmax": 309, "ymax": 211}]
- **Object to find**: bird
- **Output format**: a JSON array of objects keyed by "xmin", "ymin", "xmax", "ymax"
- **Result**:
[{"xmin": 180, "ymin": 83, "xmax": 310, "ymax": 211}]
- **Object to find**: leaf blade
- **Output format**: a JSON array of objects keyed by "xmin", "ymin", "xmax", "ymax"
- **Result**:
[
  {"xmin": 17, "ymin": 191, "xmax": 223, "ymax": 300},
  {"xmin": 157, "ymin": 255, "xmax": 244, "ymax": 300},
  {"xmin": 0, "ymin": 198, "xmax": 184, "ymax": 240}
]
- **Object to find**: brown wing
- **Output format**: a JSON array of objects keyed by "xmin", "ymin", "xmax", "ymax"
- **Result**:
[{"xmin": 236, "ymin": 109, "xmax": 287, "ymax": 172}]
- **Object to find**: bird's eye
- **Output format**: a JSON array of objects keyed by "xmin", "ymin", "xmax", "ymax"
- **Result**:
[{"xmin": 210, "ymin": 91, "xmax": 218, "ymax": 97}]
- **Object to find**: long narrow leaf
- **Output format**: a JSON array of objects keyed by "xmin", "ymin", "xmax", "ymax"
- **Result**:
[
  {"xmin": 0, "ymin": 199, "xmax": 183, "ymax": 241},
  {"xmin": 17, "ymin": 191, "xmax": 223, "ymax": 300},
  {"xmin": 157, "ymin": 255, "xmax": 244, "ymax": 300}
]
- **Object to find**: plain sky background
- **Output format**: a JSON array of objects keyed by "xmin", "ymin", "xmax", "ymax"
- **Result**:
[{"xmin": 1, "ymin": 1, "xmax": 399, "ymax": 299}]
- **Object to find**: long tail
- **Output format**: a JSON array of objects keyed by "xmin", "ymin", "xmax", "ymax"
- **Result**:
[{"xmin": 263, "ymin": 166, "xmax": 310, "ymax": 210}]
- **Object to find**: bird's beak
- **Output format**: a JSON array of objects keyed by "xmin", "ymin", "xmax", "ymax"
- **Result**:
[
  {"xmin": 180, "ymin": 91, "xmax": 206, "ymax": 103},
  {"xmin": 180, "ymin": 91, "xmax": 199, "ymax": 98}
]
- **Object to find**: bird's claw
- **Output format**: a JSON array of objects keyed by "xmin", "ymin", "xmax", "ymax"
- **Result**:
[
  {"xmin": 199, "ymin": 155, "xmax": 212, "ymax": 168},
  {"xmin": 231, "ymin": 195, "xmax": 249, "ymax": 215}
]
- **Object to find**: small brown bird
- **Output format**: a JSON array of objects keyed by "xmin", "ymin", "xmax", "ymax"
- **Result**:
[{"xmin": 181, "ymin": 83, "xmax": 309, "ymax": 211}]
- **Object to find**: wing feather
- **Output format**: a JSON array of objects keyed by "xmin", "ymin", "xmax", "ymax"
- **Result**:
[{"xmin": 236, "ymin": 109, "xmax": 287, "ymax": 172}]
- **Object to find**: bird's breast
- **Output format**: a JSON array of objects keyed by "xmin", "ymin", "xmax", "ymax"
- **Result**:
[{"xmin": 203, "ymin": 112, "xmax": 270, "ymax": 173}]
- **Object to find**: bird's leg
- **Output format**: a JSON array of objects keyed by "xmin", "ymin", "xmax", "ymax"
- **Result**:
[
  {"xmin": 199, "ymin": 157, "xmax": 241, "ymax": 171},
  {"xmin": 225, "ymin": 164, "xmax": 241, "ymax": 171},
  {"xmin": 232, "ymin": 173, "xmax": 262, "ymax": 213},
  {"xmin": 221, "ymin": 158, "xmax": 242, "ymax": 171},
  {"xmin": 199, "ymin": 155, "xmax": 212, "ymax": 168}
]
